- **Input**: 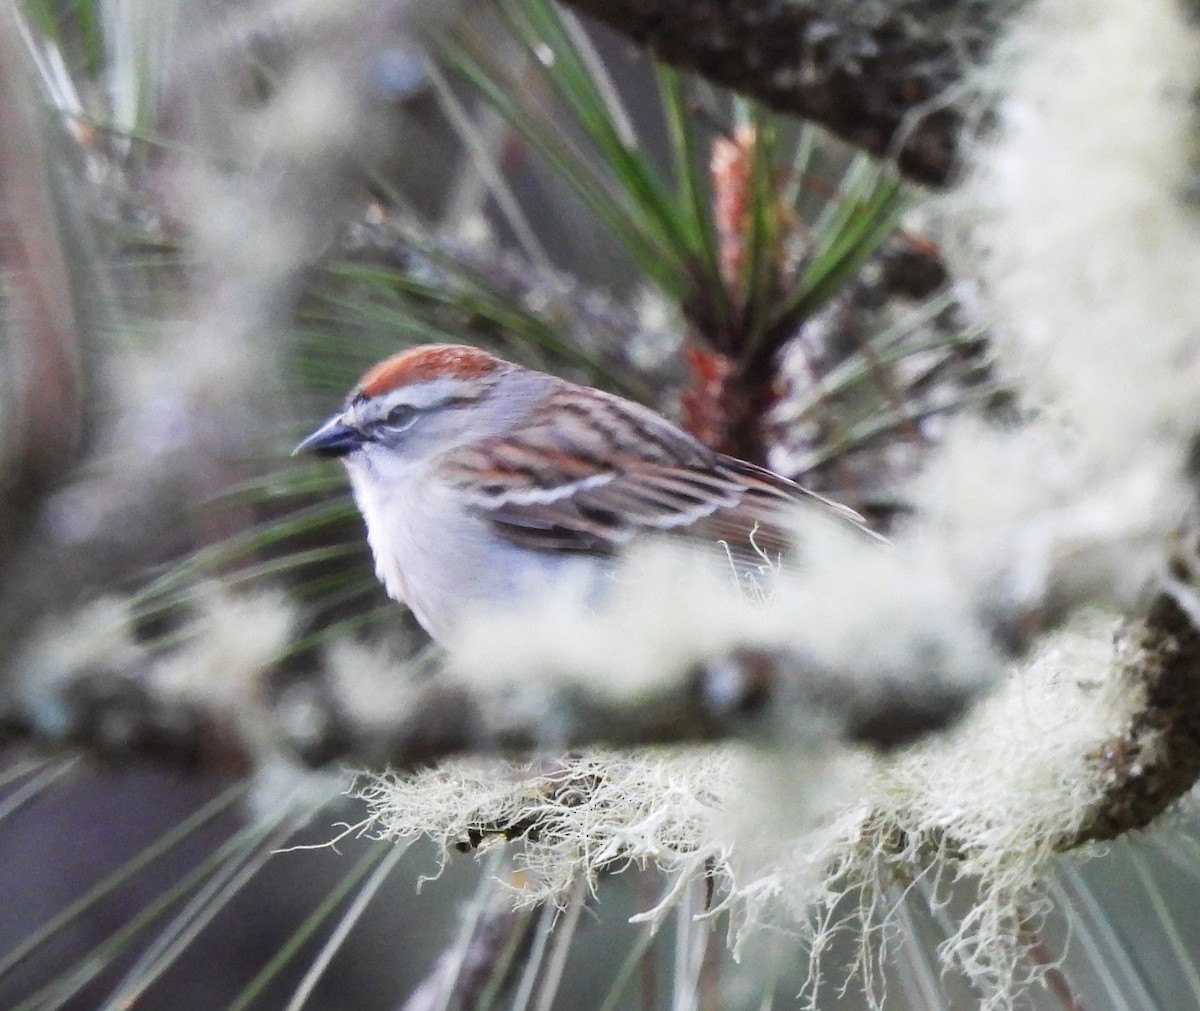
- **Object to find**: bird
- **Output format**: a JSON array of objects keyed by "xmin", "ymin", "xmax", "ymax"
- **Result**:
[{"xmin": 295, "ymin": 344, "xmax": 871, "ymax": 642}]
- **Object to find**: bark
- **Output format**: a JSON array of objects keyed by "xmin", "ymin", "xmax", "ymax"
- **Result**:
[
  {"xmin": 1071, "ymin": 539, "xmax": 1200, "ymax": 845},
  {"xmin": 556, "ymin": 0, "xmax": 1023, "ymax": 187}
]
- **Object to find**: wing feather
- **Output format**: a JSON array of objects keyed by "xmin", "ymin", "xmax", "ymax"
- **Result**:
[{"xmin": 435, "ymin": 384, "xmax": 874, "ymax": 561}]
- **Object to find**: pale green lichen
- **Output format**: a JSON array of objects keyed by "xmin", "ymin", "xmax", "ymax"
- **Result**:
[{"xmin": 355, "ymin": 614, "xmax": 1139, "ymax": 1008}]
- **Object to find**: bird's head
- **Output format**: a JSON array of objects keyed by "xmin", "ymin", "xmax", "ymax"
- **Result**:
[{"xmin": 293, "ymin": 344, "xmax": 513, "ymax": 465}]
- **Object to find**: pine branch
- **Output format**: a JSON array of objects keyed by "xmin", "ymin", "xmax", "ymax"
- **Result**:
[{"xmin": 553, "ymin": 0, "xmax": 1023, "ymax": 186}]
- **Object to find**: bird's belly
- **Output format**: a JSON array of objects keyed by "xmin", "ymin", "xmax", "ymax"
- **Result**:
[
  {"xmin": 353, "ymin": 474, "xmax": 605, "ymax": 640},
  {"xmin": 403, "ymin": 534, "xmax": 604, "ymax": 641}
]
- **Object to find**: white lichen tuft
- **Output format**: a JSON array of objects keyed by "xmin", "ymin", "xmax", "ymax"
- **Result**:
[
  {"xmin": 449, "ymin": 517, "xmax": 996, "ymax": 748},
  {"xmin": 11, "ymin": 584, "xmax": 297, "ymax": 758},
  {"xmin": 12, "ymin": 597, "xmax": 145, "ymax": 736},
  {"xmin": 150, "ymin": 583, "xmax": 295, "ymax": 721},
  {"xmin": 324, "ymin": 635, "xmax": 434, "ymax": 731},
  {"xmin": 356, "ymin": 748, "xmax": 737, "ymax": 904},
  {"xmin": 450, "ymin": 544, "xmax": 770, "ymax": 705},
  {"xmin": 823, "ymin": 613, "xmax": 1140, "ymax": 1008},
  {"xmin": 911, "ymin": 419, "xmax": 1183, "ymax": 621},
  {"xmin": 925, "ymin": 0, "xmax": 1200, "ymax": 620},
  {"xmin": 952, "ymin": 0, "xmax": 1200, "ymax": 458}
]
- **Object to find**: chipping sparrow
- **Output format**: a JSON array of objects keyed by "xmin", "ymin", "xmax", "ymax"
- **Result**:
[{"xmin": 295, "ymin": 344, "xmax": 870, "ymax": 642}]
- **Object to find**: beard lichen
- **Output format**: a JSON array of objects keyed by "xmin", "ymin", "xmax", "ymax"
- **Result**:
[{"xmin": 354, "ymin": 614, "xmax": 1140, "ymax": 1008}]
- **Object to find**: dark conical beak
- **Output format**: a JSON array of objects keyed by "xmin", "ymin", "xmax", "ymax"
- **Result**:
[{"xmin": 293, "ymin": 415, "xmax": 365, "ymax": 458}]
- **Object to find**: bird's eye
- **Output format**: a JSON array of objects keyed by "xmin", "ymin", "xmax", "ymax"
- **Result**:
[{"xmin": 384, "ymin": 404, "xmax": 417, "ymax": 430}]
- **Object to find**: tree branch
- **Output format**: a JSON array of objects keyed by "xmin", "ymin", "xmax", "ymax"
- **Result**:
[
  {"xmin": 1070, "ymin": 531, "xmax": 1200, "ymax": 846},
  {"xmin": 302, "ymin": 642, "xmax": 987, "ymax": 771},
  {"xmin": 555, "ymin": 0, "xmax": 1022, "ymax": 186}
]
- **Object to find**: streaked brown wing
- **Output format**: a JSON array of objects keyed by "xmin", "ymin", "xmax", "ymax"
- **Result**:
[{"xmin": 435, "ymin": 384, "xmax": 870, "ymax": 564}]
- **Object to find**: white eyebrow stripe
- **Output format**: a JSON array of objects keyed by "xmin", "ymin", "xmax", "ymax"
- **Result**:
[{"xmin": 383, "ymin": 377, "xmax": 483, "ymax": 412}]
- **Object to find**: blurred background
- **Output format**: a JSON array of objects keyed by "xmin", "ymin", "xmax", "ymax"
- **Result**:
[{"xmin": 0, "ymin": 0, "xmax": 1198, "ymax": 1008}]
